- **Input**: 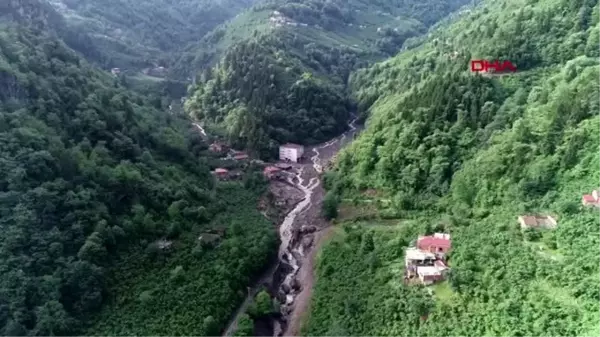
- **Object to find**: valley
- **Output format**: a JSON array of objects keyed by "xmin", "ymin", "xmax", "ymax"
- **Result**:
[
  {"xmin": 219, "ymin": 115, "xmax": 360, "ymax": 337},
  {"xmin": 0, "ymin": 0, "xmax": 598, "ymax": 336}
]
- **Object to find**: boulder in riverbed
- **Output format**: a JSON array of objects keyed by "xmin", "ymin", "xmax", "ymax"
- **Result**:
[
  {"xmin": 290, "ymin": 278, "xmax": 301, "ymax": 291},
  {"xmin": 301, "ymin": 225, "xmax": 317, "ymax": 234}
]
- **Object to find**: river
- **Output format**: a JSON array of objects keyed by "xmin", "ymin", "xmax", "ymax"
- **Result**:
[{"xmin": 221, "ymin": 116, "xmax": 360, "ymax": 337}]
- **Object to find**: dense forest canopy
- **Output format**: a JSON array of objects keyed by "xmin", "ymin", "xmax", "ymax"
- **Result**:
[
  {"xmin": 305, "ymin": 0, "xmax": 600, "ymax": 335},
  {"xmin": 0, "ymin": 25, "xmax": 277, "ymax": 336},
  {"xmin": 2, "ymin": 0, "xmax": 484, "ymax": 334},
  {"xmin": 1, "ymin": 0, "xmax": 257, "ymax": 72},
  {"xmin": 51, "ymin": 0, "xmax": 257, "ymax": 70}
]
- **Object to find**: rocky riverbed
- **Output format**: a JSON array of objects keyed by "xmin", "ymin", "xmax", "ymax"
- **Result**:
[
  {"xmin": 222, "ymin": 116, "xmax": 361, "ymax": 337},
  {"xmin": 272, "ymin": 117, "xmax": 360, "ymax": 336}
]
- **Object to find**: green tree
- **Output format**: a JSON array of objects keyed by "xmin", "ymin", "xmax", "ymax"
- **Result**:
[
  {"xmin": 233, "ymin": 314, "xmax": 254, "ymax": 336},
  {"xmin": 322, "ymin": 192, "xmax": 339, "ymax": 220}
]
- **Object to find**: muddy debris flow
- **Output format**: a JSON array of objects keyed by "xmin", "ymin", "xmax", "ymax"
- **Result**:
[
  {"xmin": 222, "ymin": 117, "xmax": 360, "ymax": 337},
  {"xmin": 272, "ymin": 117, "xmax": 359, "ymax": 337}
]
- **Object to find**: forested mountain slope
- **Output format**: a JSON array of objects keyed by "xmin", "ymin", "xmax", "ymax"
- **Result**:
[
  {"xmin": 342, "ymin": 0, "xmax": 598, "ymax": 202},
  {"xmin": 184, "ymin": 0, "xmax": 473, "ymax": 158},
  {"xmin": 47, "ymin": 0, "xmax": 257, "ymax": 70},
  {"xmin": 0, "ymin": 0, "xmax": 106, "ymax": 64},
  {"xmin": 304, "ymin": 0, "xmax": 600, "ymax": 335},
  {"xmin": 2, "ymin": 0, "xmax": 256, "ymax": 71},
  {"xmin": 0, "ymin": 26, "xmax": 277, "ymax": 336}
]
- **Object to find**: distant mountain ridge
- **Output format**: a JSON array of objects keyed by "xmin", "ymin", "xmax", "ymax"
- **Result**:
[
  {"xmin": 2, "ymin": 0, "xmax": 259, "ymax": 71},
  {"xmin": 174, "ymin": 0, "xmax": 474, "ymax": 77},
  {"xmin": 183, "ymin": 0, "xmax": 475, "ymax": 158}
]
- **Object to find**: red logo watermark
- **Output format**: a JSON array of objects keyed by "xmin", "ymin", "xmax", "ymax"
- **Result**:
[{"xmin": 471, "ymin": 60, "xmax": 517, "ymax": 73}]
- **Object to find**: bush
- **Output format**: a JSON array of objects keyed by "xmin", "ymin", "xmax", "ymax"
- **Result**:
[
  {"xmin": 524, "ymin": 228, "xmax": 542, "ymax": 241},
  {"xmin": 247, "ymin": 290, "xmax": 273, "ymax": 317},
  {"xmin": 233, "ymin": 314, "xmax": 253, "ymax": 336},
  {"xmin": 322, "ymin": 191, "xmax": 339, "ymax": 220}
]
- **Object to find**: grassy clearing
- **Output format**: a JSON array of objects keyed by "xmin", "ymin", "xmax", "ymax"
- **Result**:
[
  {"xmin": 431, "ymin": 281, "xmax": 455, "ymax": 304},
  {"xmin": 532, "ymin": 280, "xmax": 581, "ymax": 308},
  {"xmin": 524, "ymin": 240, "xmax": 564, "ymax": 261},
  {"xmin": 337, "ymin": 201, "xmax": 379, "ymax": 221}
]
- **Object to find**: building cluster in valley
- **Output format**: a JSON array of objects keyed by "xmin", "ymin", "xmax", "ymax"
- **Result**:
[
  {"xmin": 208, "ymin": 140, "xmax": 306, "ymax": 182},
  {"xmin": 404, "ymin": 233, "xmax": 451, "ymax": 286}
]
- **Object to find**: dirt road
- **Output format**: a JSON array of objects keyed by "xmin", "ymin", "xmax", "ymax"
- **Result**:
[{"xmin": 282, "ymin": 226, "xmax": 335, "ymax": 336}]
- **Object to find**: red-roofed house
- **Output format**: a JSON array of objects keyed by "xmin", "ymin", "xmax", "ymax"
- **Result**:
[
  {"xmin": 582, "ymin": 190, "xmax": 600, "ymax": 207},
  {"xmin": 264, "ymin": 166, "xmax": 281, "ymax": 179},
  {"xmin": 213, "ymin": 168, "xmax": 229, "ymax": 179},
  {"xmin": 417, "ymin": 233, "xmax": 451, "ymax": 257}
]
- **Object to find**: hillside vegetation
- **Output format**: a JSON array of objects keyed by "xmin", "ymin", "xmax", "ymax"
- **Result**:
[
  {"xmin": 0, "ymin": 26, "xmax": 277, "ymax": 336},
  {"xmin": 304, "ymin": 0, "xmax": 600, "ymax": 335},
  {"xmin": 1, "ymin": 0, "xmax": 256, "ymax": 72},
  {"xmin": 47, "ymin": 0, "xmax": 257, "ymax": 71},
  {"xmin": 184, "ymin": 0, "xmax": 472, "ymax": 157}
]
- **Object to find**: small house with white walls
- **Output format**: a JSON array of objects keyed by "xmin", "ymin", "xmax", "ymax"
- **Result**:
[
  {"xmin": 279, "ymin": 143, "xmax": 304, "ymax": 163},
  {"xmin": 582, "ymin": 189, "xmax": 600, "ymax": 207}
]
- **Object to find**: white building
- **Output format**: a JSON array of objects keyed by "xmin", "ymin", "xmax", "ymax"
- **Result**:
[
  {"xmin": 404, "ymin": 247, "xmax": 436, "ymax": 267},
  {"xmin": 279, "ymin": 143, "xmax": 304, "ymax": 163}
]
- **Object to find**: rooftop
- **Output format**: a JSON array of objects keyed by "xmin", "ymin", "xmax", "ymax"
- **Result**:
[
  {"xmin": 275, "ymin": 163, "xmax": 293, "ymax": 169},
  {"xmin": 583, "ymin": 194, "xmax": 597, "ymax": 203},
  {"xmin": 433, "ymin": 233, "xmax": 451, "ymax": 240},
  {"xmin": 417, "ymin": 266, "xmax": 442, "ymax": 276},
  {"xmin": 519, "ymin": 215, "xmax": 557, "ymax": 228},
  {"xmin": 405, "ymin": 247, "xmax": 436, "ymax": 261},
  {"xmin": 215, "ymin": 168, "xmax": 228, "ymax": 173},
  {"xmin": 157, "ymin": 239, "xmax": 172, "ymax": 249},
  {"xmin": 281, "ymin": 143, "xmax": 304, "ymax": 150},
  {"xmin": 264, "ymin": 166, "xmax": 281, "ymax": 173},
  {"xmin": 417, "ymin": 234, "xmax": 452, "ymax": 249}
]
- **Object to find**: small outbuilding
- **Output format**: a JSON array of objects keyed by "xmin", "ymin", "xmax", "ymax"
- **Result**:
[
  {"xmin": 416, "ymin": 266, "xmax": 445, "ymax": 285},
  {"xmin": 582, "ymin": 190, "xmax": 600, "ymax": 207},
  {"xmin": 264, "ymin": 166, "xmax": 282, "ymax": 179},
  {"xmin": 213, "ymin": 168, "xmax": 229, "ymax": 179},
  {"xmin": 518, "ymin": 215, "xmax": 557, "ymax": 229}
]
